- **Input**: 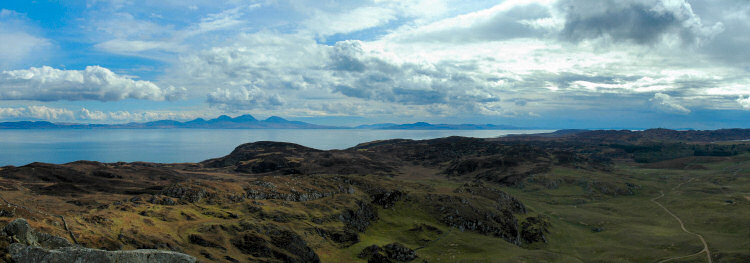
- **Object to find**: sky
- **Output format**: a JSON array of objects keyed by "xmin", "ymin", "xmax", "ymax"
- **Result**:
[{"xmin": 0, "ymin": 0, "xmax": 749, "ymax": 129}]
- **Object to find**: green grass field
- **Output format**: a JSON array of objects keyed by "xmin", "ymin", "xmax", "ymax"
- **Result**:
[{"xmin": 324, "ymin": 155, "xmax": 750, "ymax": 262}]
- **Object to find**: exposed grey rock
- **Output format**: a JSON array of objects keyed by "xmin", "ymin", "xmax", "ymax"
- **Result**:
[
  {"xmin": 358, "ymin": 244, "xmax": 381, "ymax": 259},
  {"xmin": 383, "ymin": 243, "xmax": 417, "ymax": 262},
  {"xmin": 4, "ymin": 218, "xmax": 197, "ymax": 263},
  {"xmin": 8, "ymin": 244, "xmax": 197, "ymax": 263},
  {"xmin": 160, "ymin": 184, "xmax": 211, "ymax": 203},
  {"xmin": 453, "ymin": 182, "xmax": 526, "ymax": 213},
  {"xmin": 428, "ymin": 194, "xmax": 522, "ymax": 245},
  {"xmin": 371, "ymin": 190, "xmax": 404, "ymax": 209},
  {"xmin": 245, "ymin": 188, "xmax": 342, "ymax": 202},
  {"xmin": 147, "ymin": 195, "xmax": 177, "ymax": 206},
  {"xmin": 358, "ymin": 243, "xmax": 417, "ymax": 262},
  {"xmin": 230, "ymin": 228, "xmax": 321, "ymax": 263},
  {"xmin": 0, "ymin": 209, "xmax": 15, "ymax": 217},
  {"xmin": 339, "ymin": 201, "xmax": 378, "ymax": 232},
  {"xmin": 3, "ymin": 218, "xmax": 71, "ymax": 249},
  {"xmin": 520, "ymin": 215, "xmax": 550, "ymax": 244}
]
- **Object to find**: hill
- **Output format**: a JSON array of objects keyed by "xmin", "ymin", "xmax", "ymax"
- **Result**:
[
  {"xmin": 0, "ymin": 129, "xmax": 748, "ymax": 262},
  {"xmin": 0, "ymin": 115, "xmax": 337, "ymax": 129},
  {"xmin": 0, "ymin": 116, "xmax": 531, "ymax": 130}
]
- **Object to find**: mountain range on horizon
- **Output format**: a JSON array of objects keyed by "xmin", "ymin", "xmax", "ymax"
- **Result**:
[{"xmin": 0, "ymin": 114, "xmax": 530, "ymax": 130}]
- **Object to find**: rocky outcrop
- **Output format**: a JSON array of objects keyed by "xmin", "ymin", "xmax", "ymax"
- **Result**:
[
  {"xmin": 358, "ymin": 243, "xmax": 417, "ymax": 262},
  {"xmin": 146, "ymin": 195, "xmax": 177, "ymax": 206},
  {"xmin": 454, "ymin": 182, "xmax": 526, "ymax": 213},
  {"xmin": 370, "ymin": 190, "xmax": 404, "ymax": 209},
  {"xmin": 383, "ymin": 243, "xmax": 418, "ymax": 262},
  {"xmin": 161, "ymin": 184, "xmax": 210, "ymax": 203},
  {"xmin": 230, "ymin": 228, "xmax": 320, "ymax": 263},
  {"xmin": 245, "ymin": 188, "xmax": 338, "ymax": 202},
  {"xmin": 8, "ymin": 245, "xmax": 197, "ymax": 263},
  {"xmin": 340, "ymin": 201, "xmax": 378, "ymax": 232},
  {"xmin": 243, "ymin": 179, "xmax": 355, "ymax": 202},
  {"xmin": 314, "ymin": 228, "xmax": 359, "ymax": 246},
  {"xmin": 520, "ymin": 215, "xmax": 551, "ymax": 244},
  {"xmin": 2, "ymin": 218, "xmax": 196, "ymax": 263},
  {"xmin": 426, "ymin": 194, "xmax": 521, "ymax": 245},
  {"xmin": 3, "ymin": 218, "xmax": 71, "ymax": 249}
]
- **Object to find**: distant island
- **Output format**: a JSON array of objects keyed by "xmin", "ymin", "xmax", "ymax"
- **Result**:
[{"xmin": 0, "ymin": 114, "xmax": 531, "ymax": 130}]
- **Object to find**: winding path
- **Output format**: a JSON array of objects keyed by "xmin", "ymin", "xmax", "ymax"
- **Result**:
[{"xmin": 651, "ymin": 178, "xmax": 711, "ymax": 263}]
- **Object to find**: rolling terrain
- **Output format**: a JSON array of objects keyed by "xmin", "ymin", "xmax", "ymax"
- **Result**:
[{"xmin": 0, "ymin": 129, "xmax": 748, "ymax": 262}]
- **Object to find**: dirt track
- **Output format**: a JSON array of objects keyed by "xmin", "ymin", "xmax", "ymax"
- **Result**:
[{"xmin": 651, "ymin": 178, "xmax": 712, "ymax": 263}]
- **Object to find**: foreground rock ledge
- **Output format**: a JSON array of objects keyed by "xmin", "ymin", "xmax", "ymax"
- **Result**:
[
  {"xmin": 3, "ymin": 218, "xmax": 197, "ymax": 263},
  {"xmin": 9, "ymin": 245, "xmax": 196, "ymax": 263}
]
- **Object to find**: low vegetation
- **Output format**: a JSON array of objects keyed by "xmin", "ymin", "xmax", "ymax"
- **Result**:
[{"xmin": 0, "ymin": 129, "xmax": 748, "ymax": 262}]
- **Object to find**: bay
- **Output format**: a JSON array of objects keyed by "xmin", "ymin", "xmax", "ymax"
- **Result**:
[{"xmin": 0, "ymin": 129, "xmax": 552, "ymax": 166}]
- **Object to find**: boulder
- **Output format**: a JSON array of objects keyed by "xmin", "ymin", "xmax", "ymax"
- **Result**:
[
  {"xmin": 230, "ymin": 228, "xmax": 321, "ymax": 263},
  {"xmin": 339, "ymin": 201, "xmax": 378, "ymax": 232},
  {"xmin": 3, "ymin": 218, "xmax": 197, "ymax": 263},
  {"xmin": 371, "ymin": 190, "xmax": 404, "ymax": 209},
  {"xmin": 520, "ymin": 215, "xmax": 551, "ymax": 244},
  {"xmin": 358, "ymin": 243, "xmax": 417, "ymax": 262},
  {"xmin": 3, "ymin": 218, "xmax": 71, "ymax": 249},
  {"xmin": 383, "ymin": 243, "xmax": 417, "ymax": 262},
  {"xmin": 8, "ymin": 245, "xmax": 197, "ymax": 263}
]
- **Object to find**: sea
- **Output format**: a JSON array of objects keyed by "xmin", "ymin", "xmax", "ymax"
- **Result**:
[{"xmin": 0, "ymin": 129, "xmax": 552, "ymax": 166}]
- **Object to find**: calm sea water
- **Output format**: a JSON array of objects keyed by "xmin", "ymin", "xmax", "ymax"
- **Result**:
[{"xmin": 0, "ymin": 129, "xmax": 551, "ymax": 166}]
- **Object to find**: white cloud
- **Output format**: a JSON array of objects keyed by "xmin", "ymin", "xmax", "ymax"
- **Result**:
[
  {"xmin": 650, "ymin": 92, "xmax": 690, "ymax": 114},
  {"xmin": 52, "ymin": 0, "xmax": 750, "ymax": 123},
  {"xmin": 328, "ymin": 40, "xmax": 501, "ymax": 106},
  {"xmin": 0, "ymin": 66, "xmax": 184, "ymax": 101},
  {"xmin": 93, "ymin": 3, "xmax": 261, "ymax": 55},
  {"xmin": 168, "ymin": 33, "xmax": 506, "ymax": 115},
  {"xmin": 0, "ymin": 9, "xmax": 52, "ymax": 69},
  {"xmin": 207, "ymin": 86, "xmax": 286, "ymax": 111},
  {"xmin": 303, "ymin": 7, "xmax": 396, "ymax": 37},
  {"xmin": 0, "ymin": 105, "xmax": 207, "ymax": 123},
  {"xmin": 568, "ymin": 76, "xmax": 676, "ymax": 93},
  {"xmin": 165, "ymin": 0, "xmax": 750, "ymax": 118},
  {"xmin": 0, "ymin": 106, "xmax": 75, "ymax": 120},
  {"xmin": 77, "ymin": 108, "xmax": 204, "ymax": 122},
  {"xmin": 737, "ymin": 96, "xmax": 750, "ymax": 110},
  {"xmin": 186, "ymin": 4, "xmax": 252, "ymax": 36},
  {"xmin": 384, "ymin": 0, "xmax": 558, "ymax": 43},
  {"xmin": 96, "ymin": 39, "xmax": 186, "ymax": 53},
  {"xmin": 95, "ymin": 12, "xmax": 171, "ymax": 39}
]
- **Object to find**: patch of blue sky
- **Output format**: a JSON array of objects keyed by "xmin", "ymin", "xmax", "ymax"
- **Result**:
[
  {"xmin": 320, "ymin": 17, "xmax": 409, "ymax": 45},
  {"xmin": 1, "ymin": 1, "xmax": 78, "ymax": 28},
  {"xmin": 49, "ymin": 42, "xmax": 168, "ymax": 80}
]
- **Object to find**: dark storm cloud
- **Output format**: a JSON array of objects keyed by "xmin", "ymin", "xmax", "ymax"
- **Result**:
[
  {"xmin": 169, "ymin": 0, "xmax": 749, "ymax": 120},
  {"xmin": 687, "ymin": 0, "xmax": 750, "ymax": 67},
  {"xmin": 328, "ymin": 41, "xmax": 499, "ymax": 106},
  {"xmin": 558, "ymin": 0, "xmax": 722, "ymax": 45},
  {"xmin": 329, "ymin": 41, "xmax": 367, "ymax": 72}
]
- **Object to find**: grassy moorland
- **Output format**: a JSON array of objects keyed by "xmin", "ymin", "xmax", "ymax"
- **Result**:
[
  {"xmin": 326, "ymin": 155, "xmax": 749, "ymax": 262},
  {"xmin": 0, "ymin": 129, "xmax": 748, "ymax": 262}
]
